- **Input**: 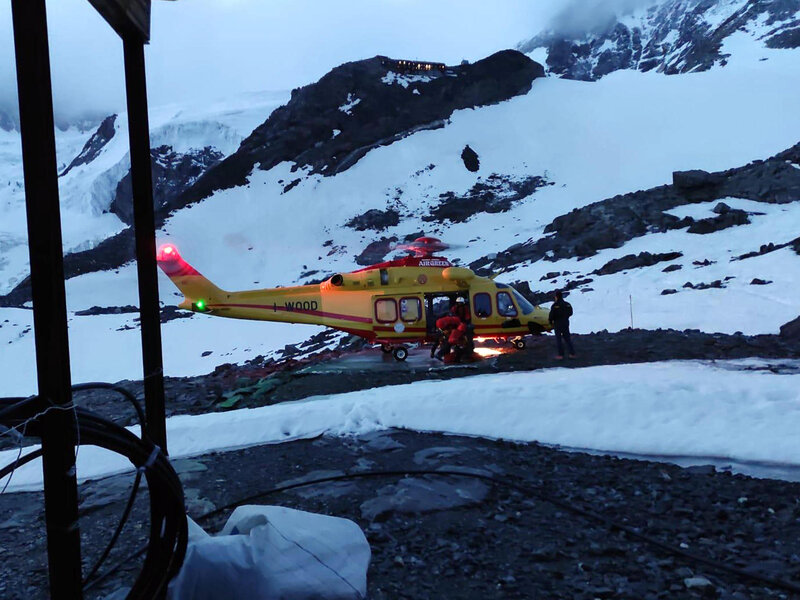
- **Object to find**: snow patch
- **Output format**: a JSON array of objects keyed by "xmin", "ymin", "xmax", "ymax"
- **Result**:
[
  {"xmin": 338, "ymin": 93, "xmax": 361, "ymax": 115},
  {"xmin": 2, "ymin": 360, "xmax": 799, "ymax": 492},
  {"xmin": 381, "ymin": 71, "xmax": 434, "ymax": 88}
]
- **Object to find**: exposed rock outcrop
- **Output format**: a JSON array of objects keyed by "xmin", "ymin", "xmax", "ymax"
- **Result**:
[
  {"xmin": 592, "ymin": 251, "xmax": 683, "ymax": 276},
  {"xmin": 109, "ymin": 145, "xmax": 224, "ymax": 225},
  {"xmin": 780, "ymin": 315, "xmax": 800, "ymax": 338},
  {"xmin": 470, "ymin": 142, "xmax": 800, "ymax": 274},
  {"xmin": 346, "ymin": 209, "xmax": 401, "ymax": 232},
  {"xmin": 519, "ymin": 0, "xmax": 800, "ymax": 81},
  {"xmin": 60, "ymin": 114, "xmax": 117, "ymax": 177},
  {"xmin": 425, "ymin": 174, "xmax": 551, "ymax": 223},
  {"xmin": 686, "ymin": 209, "xmax": 749, "ymax": 234}
]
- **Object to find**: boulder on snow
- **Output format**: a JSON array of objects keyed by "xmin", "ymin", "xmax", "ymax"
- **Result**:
[
  {"xmin": 592, "ymin": 251, "xmax": 682, "ymax": 276},
  {"xmin": 687, "ymin": 209, "xmax": 749, "ymax": 234},
  {"xmin": 461, "ymin": 145, "xmax": 480, "ymax": 172},
  {"xmin": 712, "ymin": 201, "xmax": 731, "ymax": 214},
  {"xmin": 345, "ymin": 208, "xmax": 400, "ymax": 231}
]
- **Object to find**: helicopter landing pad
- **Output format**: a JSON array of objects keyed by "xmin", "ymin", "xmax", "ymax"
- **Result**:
[{"xmin": 297, "ymin": 346, "xmax": 508, "ymax": 375}]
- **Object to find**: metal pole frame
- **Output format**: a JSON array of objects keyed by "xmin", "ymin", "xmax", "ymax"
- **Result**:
[
  {"xmin": 10, "ymin": 0, "xmax": 84, "ymax": 597},
  {"xmin": 122, "ymin": 35, "xmax": 168, "ymax": 453}
]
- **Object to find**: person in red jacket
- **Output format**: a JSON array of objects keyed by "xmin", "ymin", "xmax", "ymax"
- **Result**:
[
  {"xmin": 449, "ymin": 297, "xmax": 474, "ymax": 356},
  {"xmin": 433, "ymin": 315, "xmax": 461, "ymax": 361},
  {"xmin": 445, "ymin": 321, "xmax": 471, "ymax": 363}
]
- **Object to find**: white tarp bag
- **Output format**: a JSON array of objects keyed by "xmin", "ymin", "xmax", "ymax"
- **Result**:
[{"xmin": 168, "ymin": 506, "xmax": 370, "ymax": 600}]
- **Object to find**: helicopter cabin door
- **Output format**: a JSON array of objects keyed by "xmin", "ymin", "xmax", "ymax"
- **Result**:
[{"xmin": 423, "ymin": 293, "xmax": 470, "ymax": 335}]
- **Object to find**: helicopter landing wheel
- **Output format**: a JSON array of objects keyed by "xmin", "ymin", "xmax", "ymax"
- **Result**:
[
  {"xmin": 393, "ymin": 346, "xmax": 408, "ymax": 362},
  {"xmin": 513, "ymin": 338, "xmax": 526, "ymax": 350},
  {"xmin": 380, "ymin": 343, "xmax": 393, "ymax": 354}
]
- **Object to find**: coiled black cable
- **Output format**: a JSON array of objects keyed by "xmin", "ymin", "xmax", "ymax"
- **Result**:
[{"xmin": 0, "ymin": 385, "xmax": 187, "ymax": 600}]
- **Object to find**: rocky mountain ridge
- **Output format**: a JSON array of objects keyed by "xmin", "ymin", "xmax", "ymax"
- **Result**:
[
  {"xmin": 520, "ymin": 0, "xmax": 800, "ymax": 81},
  {"xmin": 173, "ymin": 50, "xmax": 544, "ymax": 210}
]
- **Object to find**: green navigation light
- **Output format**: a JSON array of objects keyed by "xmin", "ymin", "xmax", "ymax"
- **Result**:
[{"xmin": 196, "ymin": 299, "xmax": 206, "ymax": 311}]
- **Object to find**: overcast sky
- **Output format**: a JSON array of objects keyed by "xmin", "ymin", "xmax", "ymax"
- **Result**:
[{"xmin": 0, "ymin": 0, "xmax": 564, "ymax": 122}]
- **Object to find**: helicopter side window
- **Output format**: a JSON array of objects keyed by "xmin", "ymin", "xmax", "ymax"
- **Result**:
[
  {"xmin": 400, "ymin": 297, "xmax": 422, "ymax": 322},
  {"xmin": 496, "ymin": 292, "xmax": 518, "ymax": 317},
  {"xmin": 473, "ymin": 293, "xmax": 492, "ymax": 318},
  {"xmin": 375, "ymin": 298, "xmax": 397, "ymax": 323}
]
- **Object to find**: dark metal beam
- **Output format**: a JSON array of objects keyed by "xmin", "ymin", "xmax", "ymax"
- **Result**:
[
  {"xmin": 11, "ymin": 1, "xmax": 84, "ymax": 598},
  {"xmin": 123, "ymin": 36, "xmax": 168, "ymax": 452},
  {"xmin": 88, "ymin": 0, "xmax": 151, "ymax": 42}
]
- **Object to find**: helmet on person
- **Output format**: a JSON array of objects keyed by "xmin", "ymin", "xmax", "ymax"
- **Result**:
[{"xmin": 455, "ymin": 297, "xmax": 466, "ymax": 304}]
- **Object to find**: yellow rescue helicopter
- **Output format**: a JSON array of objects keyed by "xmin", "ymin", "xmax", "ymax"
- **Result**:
[{"xmin": 157, "ymin": 237, "xmax": 551, "ymax": 361}]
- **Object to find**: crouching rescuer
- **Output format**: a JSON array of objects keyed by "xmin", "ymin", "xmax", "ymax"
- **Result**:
[{"xmin": 549, "ymin": 290, "xmax": 575, "ymax": 359}]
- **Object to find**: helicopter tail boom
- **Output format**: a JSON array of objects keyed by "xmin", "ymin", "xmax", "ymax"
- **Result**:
[{"xmin": 156, "ymin": 244, "xmax": 227, "ymax": 311}]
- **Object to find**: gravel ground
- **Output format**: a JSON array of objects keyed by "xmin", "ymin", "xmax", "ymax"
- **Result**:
[{"xmin": 1, "ymin": 430, "xmax": 800, "ymax": 599}]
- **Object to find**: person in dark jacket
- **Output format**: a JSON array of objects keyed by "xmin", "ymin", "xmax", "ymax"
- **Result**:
[{"xmin": 549, "ymin": 290, "xmax": 575, "ymax": 359}]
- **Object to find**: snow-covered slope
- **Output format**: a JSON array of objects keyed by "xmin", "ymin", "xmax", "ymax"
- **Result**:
[
  {"xmin": 1, "ymin": 35, "xmax": 799, "ymax": 394},
  {"xmin": 520, "ymin": 0, "xmax": 800, "ymax": 80}
]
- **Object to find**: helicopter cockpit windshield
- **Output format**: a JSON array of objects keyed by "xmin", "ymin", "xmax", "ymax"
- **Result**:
[{"xmin": 496, "ymin": 282, "xmax": 536, "ymax": 315}]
